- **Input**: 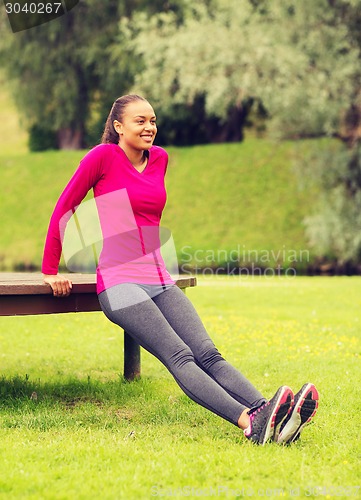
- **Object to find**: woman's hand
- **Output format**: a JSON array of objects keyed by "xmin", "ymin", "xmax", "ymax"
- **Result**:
[{"xmin": 43, "ymin": 274, "xmax": 73, "ymax": 297}]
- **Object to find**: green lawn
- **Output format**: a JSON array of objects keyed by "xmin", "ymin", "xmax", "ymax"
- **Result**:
[{"xmin": 0, "ymin": 276, "xmax": 360, "ymax": 499}]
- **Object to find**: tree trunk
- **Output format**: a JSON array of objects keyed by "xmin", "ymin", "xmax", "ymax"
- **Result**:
[
  {"xmin": 340, "ymin": 90, "xmax": 361, "ymax": 147},
  {"xmin": 57, "ymin": 128, "xmax": 84, "ymax": 149},
  {"xmin": 206, "ymin": 106, "xmax": 246, "ymax": 143}
]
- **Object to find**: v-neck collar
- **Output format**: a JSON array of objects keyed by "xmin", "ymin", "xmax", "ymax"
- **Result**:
[{"xmin": 117, "ymin": 146, "xmax": 151, "ymax": 175}]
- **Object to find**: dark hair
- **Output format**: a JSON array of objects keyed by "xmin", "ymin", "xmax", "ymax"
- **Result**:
[{"xmin": 101, "ymin": 94, "xmax": 148, "ymax": 144}]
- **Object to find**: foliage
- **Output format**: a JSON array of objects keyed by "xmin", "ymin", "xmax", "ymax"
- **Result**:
[
  {"xmin": 153, "ymin": 95, "xmax": 257, "ymax": 145},
  {"xmin": 1, "ymin": 0, "xmax": 360, "ymax": 147},
  {"xmin": 0, "ymin": 276, "xmax": 360, "ymax": 498},
  {"xmin": 0, "ymin": 0, "xmax": 188, "ymax": 149},
  {"xmin": 1, "ymin": 0, "xmax": 121, "ymax": 148},
  {"xmin": 0, "ymin": 70, "xmax": 27, "ymax": 154},
  {"xmin": 295, "ymin": 141, "xmax": 361, "ymax": 265},
  {"xmin": 28, "ymin": 124, "xmax": 57, "ymax": 151},
  {"xmin": 123, "ymin": 0, "xmax": 360, "ymax": 139}
]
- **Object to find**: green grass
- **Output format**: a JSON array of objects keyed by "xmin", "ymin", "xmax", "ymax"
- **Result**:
[
  {"xmin": 165, "ymin": 139, "xmax": 317, "ymax": 264},
  {"xmin": 0, "ymin": 276, "xmax": 360, "ymax": 499}
]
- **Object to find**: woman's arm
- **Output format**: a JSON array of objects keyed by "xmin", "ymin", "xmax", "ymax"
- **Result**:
[{"xmin": 42, "ymin": 145, "xmax": 107, "ymax": 295}]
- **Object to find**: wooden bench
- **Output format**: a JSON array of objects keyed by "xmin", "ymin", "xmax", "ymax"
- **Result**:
[{"xmin": 0, "ymin": 273, "xmax": 197, "ymax": 380}]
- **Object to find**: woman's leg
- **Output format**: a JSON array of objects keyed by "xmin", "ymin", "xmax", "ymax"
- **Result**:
[
  {"xmin": 98, "ymin": 284, "xmax": 247, "ymax": 426},
  {"xmin": 153, "ymin": 285, "xmax": 266, "ymax": 410}
]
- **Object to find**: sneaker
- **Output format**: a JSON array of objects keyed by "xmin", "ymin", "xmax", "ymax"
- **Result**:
[
  {"xmin": 277, "ymin": 383, "xmax": 319, "ymax": 445},
  {"xmin": 244, "ymin": 386, "xmax": 294, "ymax": 445}
]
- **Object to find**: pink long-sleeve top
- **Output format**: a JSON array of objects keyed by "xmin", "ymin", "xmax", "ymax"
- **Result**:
[{"xmin": 42, "ymin": 143, "xmax": 175, "ymax": 294}]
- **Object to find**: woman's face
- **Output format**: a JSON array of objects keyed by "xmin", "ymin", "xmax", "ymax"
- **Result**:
[{"xmin": 114, "ymin": 100, "xmax": 157, "ymax": 152}]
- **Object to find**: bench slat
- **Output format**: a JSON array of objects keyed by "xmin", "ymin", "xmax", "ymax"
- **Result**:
[
  {"xmin": 0, "ymin": 273, "xmax": 97, "ymax": 295},
  {"xmin": 0, "ymin": 273, "xmax": 196, "ymax": 296},
  {"xmin": 0, "ymin": 273, "xmax": 196, "ymax": 316}
]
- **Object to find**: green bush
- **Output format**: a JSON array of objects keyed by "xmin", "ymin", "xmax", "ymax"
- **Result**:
[{"xmin": 28, "ymin": 124, "xmax": 57, "ymax": 152}]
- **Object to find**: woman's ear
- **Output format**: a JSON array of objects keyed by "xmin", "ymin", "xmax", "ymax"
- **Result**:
[{"xmin": 113, "ymin": 120, "xmax": 123, "ymax": 135}]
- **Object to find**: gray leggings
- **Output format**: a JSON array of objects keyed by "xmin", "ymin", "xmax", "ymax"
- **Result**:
[{"xmin": 98, "ymin": 284, "xmax": 266, "ymax": 426}]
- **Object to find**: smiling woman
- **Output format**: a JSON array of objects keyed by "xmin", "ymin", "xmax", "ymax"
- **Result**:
[{"xmin": 41, "ymin": 94, "xmax": 319, "ymax": 446}]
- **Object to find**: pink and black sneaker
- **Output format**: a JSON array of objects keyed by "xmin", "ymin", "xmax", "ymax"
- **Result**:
[
  {"xmin": 277, "ymin": 383, "xmax": 319, "ymax": 445},
  {"xmin": 244, "ymin": 386, "xmax": 294, "ymax": 445}
]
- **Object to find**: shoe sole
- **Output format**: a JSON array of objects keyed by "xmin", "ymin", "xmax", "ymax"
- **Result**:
[
  {"xmin": 260, "ymin": 386, "xmax": 294, "ymax": 445},
  {"xmin": 277, "ymin": 383, "xmax": 319, "ymax": 445}
]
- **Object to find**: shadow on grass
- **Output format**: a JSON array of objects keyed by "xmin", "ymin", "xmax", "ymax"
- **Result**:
[
  {"xmin": 0, "ymin": 373, "xmax": 221, "ymax": 438},
  {"xmin": 0, "ymin": 373, "xmax": 149, "ymax": 409},
  {"xmin": 0, "ymin": 373, "xmax": 219, "ymax": 434}
]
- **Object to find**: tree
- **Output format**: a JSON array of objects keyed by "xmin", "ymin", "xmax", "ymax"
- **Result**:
[
  {"xmin": 293, "ymin": 142, "xmax": 361, "ymax": 270},
  {"xmin": 121, "ymin": 0, "xmax": 360, "ymax": 139},
  {"xmin": 1, "ymin": 0, "xmax": 122, "ymax": 149},
  {"xmin": 1, "ymin": 0, "xmax": 186, "ymax": 149}
]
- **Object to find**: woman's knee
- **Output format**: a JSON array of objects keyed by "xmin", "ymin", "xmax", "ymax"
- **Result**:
[
  {"xmin": 168, "ymin": 343, "xmax": 195, "ymax": 370},
  {"xmin": 195, "ymin": 340, "xmax": 225, "ymax": 370}
]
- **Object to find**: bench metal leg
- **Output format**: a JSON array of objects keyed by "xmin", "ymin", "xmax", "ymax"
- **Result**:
[
  {"xmin": 122, "ymin": 288, "xmax": 188, "ymax": 381},
  {"xmin": 123, "ymin": 331, "xmax": 141, "ymax": 381}
]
